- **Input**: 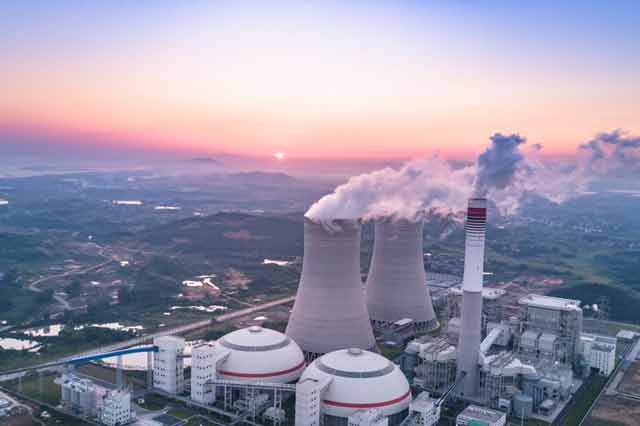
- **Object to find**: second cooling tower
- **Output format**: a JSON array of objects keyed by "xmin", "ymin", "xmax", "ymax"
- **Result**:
[
  {"xmin": 286, "ymin": 218, "xmax": 376, "ymax": 361},
  {"xmin": 365, "ymin": 218, "xmax": 438, "ymax": 331}
]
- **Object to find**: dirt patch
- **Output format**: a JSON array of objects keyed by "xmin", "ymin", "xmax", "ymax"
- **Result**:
[
  {"xmin": 584, "ymin": 394, "xmax": 640, "ymax": 426},
  {"xmin": 619, "ymin": 361, "xmax": 640, "ymax": 394}
]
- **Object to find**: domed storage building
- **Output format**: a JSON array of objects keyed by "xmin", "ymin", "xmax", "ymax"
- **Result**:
[
  {"xmin": 296, "ymin": 348, "xmax": 411, "ymax": 426},
  {"xmin": 190, "ymin": 326, "xmax": 305, "ymax": 404}
]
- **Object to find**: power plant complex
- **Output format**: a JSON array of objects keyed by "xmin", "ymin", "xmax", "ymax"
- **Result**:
[{"xmin": 40, "ymin": 196, "xmax": 636, "ymax": 426}]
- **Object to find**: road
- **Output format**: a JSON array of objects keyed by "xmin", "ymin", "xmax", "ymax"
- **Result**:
[
  {"xmin": 27, "ymin": 255, "xmax": 116, "ymax": 310},
  {"xmin": 0, "ymin": 295, "xmax": 296, "ymax": 381},
  {"xmin": 0, "ymin": 388, "xmax": 44, "ymax": 426}
]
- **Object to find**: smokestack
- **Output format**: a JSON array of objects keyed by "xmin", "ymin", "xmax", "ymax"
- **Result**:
[
  {"xmin": 286, "ymin": 218, "xmax": 377, "ymax": 361},
  {"xmin": 365, "ymin": 218, "xmax": 438, "ymax": 331},
  {"xmin": 456, "ymin": 198, "xmax": 487, "ymax": 398}
]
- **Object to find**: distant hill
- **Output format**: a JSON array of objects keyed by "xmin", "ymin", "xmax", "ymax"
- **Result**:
[
  {"xmin": 137, "ymin": 212, "xmax": 304, "ymax": 257},
  {"xmin": 228, "ymin": 171, "xmax": 296, "ymax": 185},
  {"xmin": 188, "ymin": 157, "xmax": 221, "ymax": 164}
]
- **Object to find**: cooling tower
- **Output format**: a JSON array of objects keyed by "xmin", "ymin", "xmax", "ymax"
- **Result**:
[
  {"xmin": 286, "ymin": 218, "xmax": 376, "ymax": 361},
  {"xmin": 365, "ymin": 218, "xmax": 438, "ymax": 331},
  {"xmin": 456, "ymin": 197, "xmax": 487, "ymax": 398}
]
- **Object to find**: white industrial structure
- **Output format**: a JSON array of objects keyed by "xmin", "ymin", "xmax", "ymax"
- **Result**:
[
  {"xmin": 153, "ymin": 335, "xmax": 185, "ymax": 395},
  {"xmin": 216, "ymin": 326, "xmax": 305, "ymax": 383},
  {"xmin": 191, "ymin": 342, "xmax": 219, "ymax": 404},
  {"xmin": 516, "ymin": 294, "xmax": 583, "ymax": 366},
  {"xmin": 287, "ymin": 218, "xmax": 376, "ymax": 360},
  {"xmin": 100, "ymin": 388, "xmax": 133, "ymax": 426},
  {"xmin": 456, "ymin": 197, "xmax": 488, "ymax": 398},
  {"xmin": 581, "ymin": 333, "xmax": 617, "ymax": 375},
  {"xmin": 365, "ymin": 218, "xmax": 438, "ymax": 332},
  {"xmin": 60, "ymin": 371, "xmax": 133, "ymax": 425},
  {"xmin": 297, "ymin": 348, "xmax": 411, "ymax": 426}
]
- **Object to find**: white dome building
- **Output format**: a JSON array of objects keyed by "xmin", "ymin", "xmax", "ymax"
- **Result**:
[
  {"xmin": 216, "ymin": 326, "xmax": 305, "ymax": 383},
  {"xmin": 298, "ymin": 348, "xmax": 411, "ymax": 426}
]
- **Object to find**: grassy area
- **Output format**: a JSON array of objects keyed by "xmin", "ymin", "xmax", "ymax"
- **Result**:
[
  {"xmin": 169, "ymin": 406, "xmax": 200, "ymax": 419},
  {"xmin": 136, "ymin": 393, "xmax": 168, "ymax": 411},
  {"xmin": 5, "ymin": 372, "xmax": 60, "ymax": 405},
  {"xmin": 561, "ymin": 375, "xmax": 608, "ymax": 426}
]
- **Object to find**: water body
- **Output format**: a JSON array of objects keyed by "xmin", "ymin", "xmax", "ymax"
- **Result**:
[
  {"xmin": 22, "ymin": 324, "xmax": 64, "ymax": 337},
  {"xmin": 101, "ymin": 341, "xmax": 201, "ymax": 370},
  {"xmin": 0, "ymin": 337, "xmax": 40, "ymax": 350},
  {"xmin": 263, "ymin": 259, "xmax": 290, "ymax": 266}
]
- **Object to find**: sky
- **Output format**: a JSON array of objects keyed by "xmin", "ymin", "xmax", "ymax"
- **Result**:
[{"xmin": 1, "ymin": 0, "xmax": 639, "ymax": 161}]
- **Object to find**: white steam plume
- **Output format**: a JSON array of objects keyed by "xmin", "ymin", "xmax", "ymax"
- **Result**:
[{"xmin": 306, "ymin": 132, "xmax": 591, "ymax": 222}]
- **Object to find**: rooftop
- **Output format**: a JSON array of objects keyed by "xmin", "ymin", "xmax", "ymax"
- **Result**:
[
  {"xmin": 458, "ymin": 405, "xmax": 506, "ymax": 423},
  {"xmin": 518, "ymin": 294, "xmax": 581, "ymax": 311}
]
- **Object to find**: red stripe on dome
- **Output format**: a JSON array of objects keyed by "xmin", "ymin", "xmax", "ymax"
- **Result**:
[
  {"xmin": 323, "ymin": 389, "xmax": 411, "ymax": 409},
  {"xmin": 218, "ymin": 361, "xmax": 305, "ymax": 378}
]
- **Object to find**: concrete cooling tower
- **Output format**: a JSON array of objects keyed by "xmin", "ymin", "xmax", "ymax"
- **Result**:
[
  {"xmin": 286, "ymin": 218, "xmax": 376, "ymax": 361},
  {"xmin": 456, "ymin": 197, "xmax": 488, "ymax": 398},
  {"xmin": 365, "ymin": 218, "xmax": 438, "ymax": 331}
]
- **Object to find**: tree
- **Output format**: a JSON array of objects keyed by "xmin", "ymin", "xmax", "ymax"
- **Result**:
[
  {"xmin": 65, "ymin": 280, "xmax": 82, "ymax": 298},
  {"xmin": 1, "ymin": 268, "xmax": 19, "ymax": 287}
]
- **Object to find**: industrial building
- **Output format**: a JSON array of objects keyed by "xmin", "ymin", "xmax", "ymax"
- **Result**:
[
  {"xmin": 456, "ymin": 405, "xmax": 506, "ymax": 426},
  {"xmin": 60, "ymin": 371, "xmax": 134, "ymax": 425},
  {"xmin": 287, "ymin": 218, "xmax": 377, "ymax": 360},
  {"xmin": 516, "ymin": 294, "xmax": 583, "ymax": 366},
  {"xmin": 153, "ymin": 335, "xmax": 185, "ymax": 395},
  {"xmin": 581, "ymin": 333, "xmax": 617, "ymax": 375},
  {"xmin": 365, "ymin": 218, "xmax": 438, "ymax": 332}
]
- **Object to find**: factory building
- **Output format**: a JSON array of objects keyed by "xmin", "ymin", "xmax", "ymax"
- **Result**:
[
  {"xmin": 61, "ymin": 373, "xmax": 98, "ymax": 416},
  {"xmin": 402, "ymin": 392, "xmax": 441, "ymax": 426},
  {"xmin": 456, "ymin": 405, "xmax": 506, "ymax": 426},
  {"xmin": 100, "ymin": 389, "xmax": 133, "ymax": 426},
  {"xmin": 191, "ymin": 342, "xmax": 218, "ymax": 404},
  {"xmin": 287, "ymin": 218, "xmax": 376, "ymax": 360},
  {"xmin": 60, "ymin": 371, "xmax": 133, "ymax": 425},
  {"xmin": 581, "ymin": 333, "xmax": 617, "ymax": 375},
  {"xmin": 153, "ymin": 335, "xmax": 185, "ymax": 395},
  {"xmin": 410, "ymin": 336, "xmax": 457, "ymax": 394},
  {"xmin": 365, "ymin": 218, "xmax": 438, "ymax": 332},
  {"xmin": 297, "ymin": 348, "xmax": 411, "ymax": 426},
  {"xmin": 516, "ymin": 294, "xmax": 583, "ymax": 366}
]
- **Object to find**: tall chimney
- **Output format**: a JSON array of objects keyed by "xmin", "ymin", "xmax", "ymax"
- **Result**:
[
  {"xmin": 286, "ymin": 218, "xmax": 376, "ymax": 361},
  {"xmin": 456, "ymin": 198, "xmax": 487, "ymax": 398},
  {"xmin": 365, "ymin": 218, "xmax": 438, "ymax": 331}
]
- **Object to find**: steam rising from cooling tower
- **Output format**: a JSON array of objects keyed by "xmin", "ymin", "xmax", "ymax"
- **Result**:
[
  {"xmin": 365, "ymin": 217, "xmax": 438, "ymax": 331},
  {"xmin": 286, "ymin": 218, "xmax": 376, "ymax": 360},
  {"xmin": 305, "ymin": 132, "xmax": 588, "ymax": 222},
  {"xmin": 456, "ymin": 197, "xmax": 487, "ymax": 398}
]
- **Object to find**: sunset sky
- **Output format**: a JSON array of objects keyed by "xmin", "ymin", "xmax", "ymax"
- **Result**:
[{"xmin": 1, "ymin": 1, "xmax": 639, "ymax": 160}]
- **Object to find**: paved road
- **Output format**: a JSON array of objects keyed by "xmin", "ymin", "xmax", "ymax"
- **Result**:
[
  {"xmin": 28, "ymin": 255, "xmax": 116, "ymax": 310},
  {"xmin": 0, "ymin": 388, "xmax": 45, "ymax": 425},
  {"xmin": 0, "ymin": 295, "xmax": 296, "ymax": 381}
]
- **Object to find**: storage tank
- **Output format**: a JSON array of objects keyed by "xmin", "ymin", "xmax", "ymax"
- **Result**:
[
  {"xmin": 286, "ymin": 218, "xmax": 376, "ymax": 360},
  {"xmin": 365, "ymin": 218, "xmax": 438, "ymax": 331},
  {"xmin": 300, "ymin": 348, "xmax": 411, "ymax": 426},
  {"xmin": 217, "ymin": 326, "xmax": 305, "ymax": 383},
  {"xmin": 513, "ymin": 393, "xmax": 533, "ymax": 419}
]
